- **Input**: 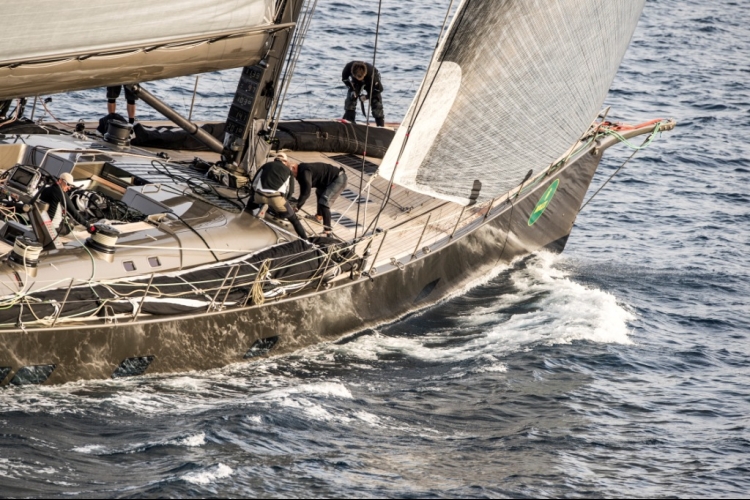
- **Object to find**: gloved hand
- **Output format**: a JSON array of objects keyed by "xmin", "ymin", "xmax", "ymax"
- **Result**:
[
  {"xmin": 359, "ymin": 94, "xmax": 369, "ymax": 102},
  {"xmin": 349, "ymin": 91, "xmax": 358, "ymax": 101}
]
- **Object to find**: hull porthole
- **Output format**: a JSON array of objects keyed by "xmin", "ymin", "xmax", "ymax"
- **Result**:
[
  {"xmin": 0, "ymin": 367, "xmax": 11, "ymax": 384},
  {"xmin": 414, "ymin": 278, "xmax": 441, "ymax": 304},
  {"xmin": 112, "ymin": 356, "xmax": 155, "ymax": 378},
  {"xmin": 244, "ymin": 336, "xmax": 280, "ymax": 359},
  {"xmin": 10, "ymin": 365, "xmax": 56, "ymax": 386}
]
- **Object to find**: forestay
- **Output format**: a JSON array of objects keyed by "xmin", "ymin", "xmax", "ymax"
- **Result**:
[
  {"xmin": 379, "ymin": 0, "xmax": 646, "ymax": 202},
  {"xmin": 0, "ymin": 0, "xmax": 276, "ymax": 100}
]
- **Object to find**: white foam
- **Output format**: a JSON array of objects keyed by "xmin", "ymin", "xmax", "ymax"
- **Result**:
[
  {"xmin": 488, "ymin": 252, "xmax": 635, "ymax": 347},
  {"xmin": 72, "ymin": 444, "xmax": 106, "ymax": 454},
  {"xmin": 246, "ymin": 415, "xmax": 263, "ymax": 424},
  {"xmin": 181, "ymin": 463, "xmax": 233, "ymax": 485},
  {"xmin": 0, "ymin": 458, "xmax": 58, "ymax": 478},
  {"xmin": 156, "ymin": 376, "xmax": 209, "ymax": 392},
  {"xmin": 261, "ymin": 381, "xmax": 353, "ymax": 402},
  {"xmin": 353, "ymin": 410, "xmax": 382, "ymax": 425},
  {"xmin": 474, "ymin": 363, "xmax": 508, "ymax": 374},
  {"xmin": 332, "ymin": 252, "xmax": 634, "ymax": 366},
  {"xmin": 172, "ymin": 432, "xmax": 206, "ymax": 447},
  {"xmin": 258, "ymin": 382, "xmax": 353, "ymax": 422}
]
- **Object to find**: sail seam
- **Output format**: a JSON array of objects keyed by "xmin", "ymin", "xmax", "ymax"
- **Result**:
[{"xmin": 0, "ymin": 24, "xmax": 292, "ymax": 70}]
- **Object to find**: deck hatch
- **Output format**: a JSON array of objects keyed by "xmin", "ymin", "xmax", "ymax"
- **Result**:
[
  {"xmin": 115, "ymin": 161, "xmax": 242, "ymax": 213},
  {"xmin": 329, "ymin": 154, "xmax": 379, "ymax": 174},
  {"xmin": 341, "ymin": 189, "xmax": 373, "ymax": 204},
  {"xmin": 112, "ymin": 356, "xmax": 154, "ymax": 378},
  {"xmin": 244, "ymin": 336, "xmax": 279, "ymax": 359},
  {"xmin": 10, "ymin": 364, "xmax": 56, "ymax": 386},
  {"xmin": 330, "ymin": 212, "xmax": 362, "ymax": 229}
]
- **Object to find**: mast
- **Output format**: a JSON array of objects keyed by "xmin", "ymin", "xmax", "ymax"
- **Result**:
[
  {"xmin": 223, "ymin": 0, "xmax": 306, "ymax": 173},
  {"xmin": 125, "ymin": 0, "xmax": 304, "ymax": 171}
]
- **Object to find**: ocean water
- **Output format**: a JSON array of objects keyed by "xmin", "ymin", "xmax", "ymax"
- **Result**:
[{"xmin": 2, "ymin": 0, "xmax": 749, "ymax": 497}]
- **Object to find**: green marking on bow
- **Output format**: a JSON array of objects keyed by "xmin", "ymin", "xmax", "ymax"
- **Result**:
[{"xmin": 528, "ymin": 179, "xmax": 559, "ymax": 226}]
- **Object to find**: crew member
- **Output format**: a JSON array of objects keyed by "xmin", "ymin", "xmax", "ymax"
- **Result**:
[
  {"xmin": 0, "ymin": 100, "xmax": 11, "ymax": 121},
  {"xmin": 38, "ymin": 172, "xmax": 88, "ymax": 235},
  {"xmin": 106, "ymin": 85, "xmax": 137, "ymax": 124},
  {"xmin": 342, "ymin": 61, "xmax": 385, "ymax": 127},
  {"xmin": 247, "ymin": 154, "xmax": 307, "ymax": 239},
  {"xmin": 289, "ymin": 161, "xmax": 347, "ymax": 236}
]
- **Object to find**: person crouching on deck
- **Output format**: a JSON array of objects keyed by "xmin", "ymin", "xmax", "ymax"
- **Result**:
[
  {"xmin": 288, "ymin": 161, "xmax": 347, "ymax": 236},
  {"xmin": 246, "ymin": 154, "xmax": 307, "ymax": 240}
]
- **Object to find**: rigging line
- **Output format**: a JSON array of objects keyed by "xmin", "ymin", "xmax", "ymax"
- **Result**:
[
  {"xmin": 173, "ymin": 212, "xmax": 220, "ymax": 262},
  {"xmin": 365, "ymin": 0, "xmax": 460, "ymax": 237},
  {"xmin": 270, "ymin": 0, "xmax": 319, "ymax": 138},
  {"xmin": 0, "ymin": 98, "xmax": 23, "ymax": 128},
  {"xmin": 578, "ymin": 130, "xmax": 656, "ymax": 214},
  {"xmin": 40, "ymin": 99, "xmax": 77, "ymax": 132},
  {"xmin": 497, "ymin": 175, "xmax": 532, "ymax": 263},
  {"xmin": 355, "ymin": 0, "xmax": 383, "ymax": 240},
  {"xmin": 268, "ymin": 2, "xmax": 306, "ymax": 126},
  {"xmin": 363, "ymin": 181, "xmax": 371, "ymax": 234},
  {"xmin": 324, "ymin": 155, "xmax": 394, "ymax": 203}
]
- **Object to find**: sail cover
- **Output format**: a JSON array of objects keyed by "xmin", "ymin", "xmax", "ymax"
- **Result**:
[
  {"xmin": 379, "ymin": 0, "xmax": 646, "ymax": 202},
  {"xmin": 0, "ymin": 0, "xmax": 275, "ymax": 100}
]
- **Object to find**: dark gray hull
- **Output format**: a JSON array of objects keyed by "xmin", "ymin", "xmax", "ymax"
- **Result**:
[{"xmin": 0, "ymin": 146, "xmax": 603, "ymax": 386}]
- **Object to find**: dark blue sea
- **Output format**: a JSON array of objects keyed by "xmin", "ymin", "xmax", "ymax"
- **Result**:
[{"xmin": 2, "ymin": 0, "xmax": 749, "ymax": 497}]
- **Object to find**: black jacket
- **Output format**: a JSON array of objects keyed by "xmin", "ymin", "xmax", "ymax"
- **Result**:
[
  {"xmin": 39, "ymin": 184, "xmax": 88, "ymax": 228},
  {"xmin": 342, "ymin": 61, "xmax": 383, "ymax": 95},
  {"xmin": 296, "ymin": 162, "xmax": 342, "ymax": 208},
  {"xmin": 253, "ymin": 160, "xmax": 293, "ymax": 198}
]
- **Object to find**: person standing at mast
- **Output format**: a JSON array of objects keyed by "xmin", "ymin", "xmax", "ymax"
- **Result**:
[
  {"xmin": 106, "ymin": 85, "xmax": 137, "ymax": 124},
  {"xmin": 342, "ymin": 61, "xmax": 385, "ymax": 127}
]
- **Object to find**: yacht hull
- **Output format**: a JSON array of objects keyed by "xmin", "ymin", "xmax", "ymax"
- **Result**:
[{"xmin": 0, "ymin": 147, "xmax": 603, "ymax": 386}]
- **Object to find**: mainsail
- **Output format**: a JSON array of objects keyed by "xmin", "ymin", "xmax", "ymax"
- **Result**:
[
  {"xmin": 0, "ymin": 0, "xmax": 276, "ymax": 100},
  {"xmin": 379, "ymin": 0, "xmax": 646, "ymax": 202}
]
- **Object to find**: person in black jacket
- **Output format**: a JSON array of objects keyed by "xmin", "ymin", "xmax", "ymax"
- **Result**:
[
  {"xmin": 38, "ymin": 172, "xmax": 89, "ymax": 235},
  {"xmin": 289, "ymin": 161, "xmax": 348, "ymax": 235},
  {"xmin": 342, "ymin": 61, "xmax": 385, "ymax": 127},
  {"xmin": 246, "ymin": 154, "xmax": 307, "ymax": 239}
]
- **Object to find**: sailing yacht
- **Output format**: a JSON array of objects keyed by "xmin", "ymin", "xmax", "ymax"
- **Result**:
[{"xmin": 0, "ymin": 0, "xmax": 673, "ymax": 386}]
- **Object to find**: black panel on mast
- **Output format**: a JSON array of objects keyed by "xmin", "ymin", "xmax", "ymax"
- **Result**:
[
  {"xmin": 222, "ymin": 0, "xmax": 305, "ymax": 172},
  {"xmin": 224, "ymin": 64, "xmax": 267, "ymax": 157}
]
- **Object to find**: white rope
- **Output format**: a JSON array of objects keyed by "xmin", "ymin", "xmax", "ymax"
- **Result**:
[{"xmin": 92, "ymin": 232, "xmax": 118, "ymax": 248}]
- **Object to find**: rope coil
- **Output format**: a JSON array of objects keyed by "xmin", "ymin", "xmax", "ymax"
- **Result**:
[
  {"xmin": 91, "ymin": 231, "xmax": 119, "ymax": 248},
  {"xmin": 251, "ymin": 259, "xmax": 271, "ymax": 306}
]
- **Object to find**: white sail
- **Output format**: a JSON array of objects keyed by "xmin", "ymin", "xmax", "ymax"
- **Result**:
[
  {"xmin": 0, "ymin": 0, "xmax": 276, "ymax": 100},
  {"xmin": 379, "ymin": 0, "xmax": 646, "ymax": 202}
]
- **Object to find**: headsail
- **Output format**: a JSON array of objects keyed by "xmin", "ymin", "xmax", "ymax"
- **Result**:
[
  {"xmin": 0, "ymin": 0, "xmax": 276, "ymax": 100},
  {"xmin": 379, "ymin": 0, "xmax": 646, "ymax": 202}
]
